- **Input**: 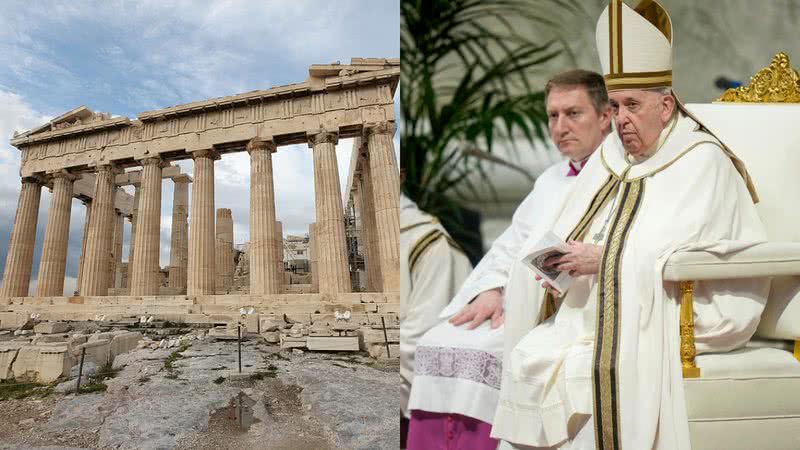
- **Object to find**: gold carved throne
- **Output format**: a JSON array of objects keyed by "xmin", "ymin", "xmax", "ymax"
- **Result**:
[{"xmin": 665, "ymin": 53, "xmax": 800, "ymax": 450}]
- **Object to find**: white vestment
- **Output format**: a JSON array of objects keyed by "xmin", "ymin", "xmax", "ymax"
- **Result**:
[
  {"xmin": 492, "ymin": 114, "xmax": 769, "ymax": 450},
  {"xmin": 408, "ymin": 160, "xmax": 576, "ymax": 424},
  {"xmin": 401, "ymin": 194, "xmax": 472, "ymax": 418}
]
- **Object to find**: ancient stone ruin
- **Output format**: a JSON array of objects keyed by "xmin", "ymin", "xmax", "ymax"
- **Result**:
[{"xmin": 0, "ymin": 58, "xmax": 400, "ymax": 360}]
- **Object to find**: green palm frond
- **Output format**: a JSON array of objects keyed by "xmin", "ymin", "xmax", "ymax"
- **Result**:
[{"xmin": 401, "ymin": 0, "xmax": 571, "ymax": 261}]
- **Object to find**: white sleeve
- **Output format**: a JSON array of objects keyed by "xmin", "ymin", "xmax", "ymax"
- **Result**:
[
  {"xmin": 439, "ymin": 182, "xmax": 544, "ymax": 318},
  {"xmin": 400, "ymin": 236, "xmax": 472, "ymax": 416}
]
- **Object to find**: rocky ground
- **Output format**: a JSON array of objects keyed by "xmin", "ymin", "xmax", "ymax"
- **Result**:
[{"xmin": 0, "ymin": 331, "xmax": 399, "ymax": 450}]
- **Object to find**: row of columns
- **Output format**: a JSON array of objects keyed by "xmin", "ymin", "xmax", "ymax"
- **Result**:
[
  {"xmin": 352, "ymin": 123, "xmax": 400, "ymax": 293},
  {"xmin": 1, "ymin": 121, "xmax": 399, "ymax": 298}
]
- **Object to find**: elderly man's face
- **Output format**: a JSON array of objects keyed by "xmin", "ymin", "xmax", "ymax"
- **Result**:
[
  {"xmin": 608, "ymin": 89, "xmax": 675, "ymax": 158},
  {"xmin": 547, "ymin": 86, "xmax": 610, "ymax": 161}
]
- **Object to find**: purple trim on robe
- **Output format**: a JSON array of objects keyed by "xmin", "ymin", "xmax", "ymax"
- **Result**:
[
  {"xmin": 415, "ymin": 346, "xmax": 502, "ymax": 390},
  {"xmin": 408, "ymin": 411, "xmax": 497, "ymax": 450},
  {"xmin": 567, "ymin": 158, "xmax": 588, "ymax": 177}
]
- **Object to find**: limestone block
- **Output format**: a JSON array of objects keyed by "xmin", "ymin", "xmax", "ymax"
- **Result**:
[
  {"xmin": 367, "ymin": 343, "xmax": 400, "ymax": 359},
  {"xmin": 32, "ymin": 335, "xmax": 68, "ymax": 344},
  {"xmin": 208, "ymin": 326, "xmax": 239, "ymax": 339},
  {"xmin": 279, "ymin": 335, "xmax": 306, "ymax": 349},
  {"xmin": 0, "ymin": 345, "xmax": 23, "ymax": 380},
  {"xmin": 367, "ymin": 313, "xmax": 400, "ymax": 329},
  {"xmin": 67, "ymin": 335, "xmax": 88, "ymax": 356},
  {"xmin": 110, "ymin": 332, "xmax": 142, "ymax": 359},
  {"xmin": 244, "ymin": 314, "xmax": 260, "ymax": 334},
  {"xmin": 309, "ymin": 313, "xmax": 363, "ymax": 332},
  {"xmin": 12, "ymin": 344, "xmax": 74, "ymax": 383},
  {"xmin": 261, "ymin": 331, "xmax": 280, "ymax": 344},
  {"xmin": 360, "ymin": 328, "xmax": 400, "ymax": 345},
  {"xmin": 259, "ymin": 315, "xmax": 287, "ymax": 332},
  {"xmin": 376, "ymin": 303, "xmax": 400, "ymax": 314},
  {"xmin": 306, "ymin": 336, "xmax": 359, "ymax": 351},
  {"xmin": 0, "ymin": 312, "xmax": 32, "ymax": 330},
  {"xmin": 33, "ymin": 321, "xmax": 70, "ymax": 334},
  {"xmin": 77, "ymin": 339, "xmax": 111, "ymax": 367},
  {"xmin": 37, "ymin": 345, "xmax": 74, "ymax": 383}
]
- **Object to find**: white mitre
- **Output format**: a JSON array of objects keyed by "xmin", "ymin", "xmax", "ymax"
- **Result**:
[
  {"xmin": 594, "ymin": 0, "xmax": 759, "ymax": 202},
  {"xmin": 596, "ymin": 0, "xmax": 673, "ymax": 90}
]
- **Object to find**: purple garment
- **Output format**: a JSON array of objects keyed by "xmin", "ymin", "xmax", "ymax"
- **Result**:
[{"xmin": 407, "ymin": 410, "xmax": 497, "ymax": 450}]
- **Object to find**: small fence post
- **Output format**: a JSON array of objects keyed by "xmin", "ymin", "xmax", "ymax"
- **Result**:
[
  {"xmin": 237, "ymin": 325, "xmax": 242, "ymax": 373},
  {"xmin": 76, "ymin": 346, "xmax": 86, "ymax": 394},
  {"xmin": 380, "ymin": 316, "xmax": 391, "ymax": 358}
]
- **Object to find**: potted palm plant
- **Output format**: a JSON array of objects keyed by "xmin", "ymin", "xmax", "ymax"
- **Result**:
[{"xmin": 401, "ymin": 0, "xmax": 577, "ymax": 263}]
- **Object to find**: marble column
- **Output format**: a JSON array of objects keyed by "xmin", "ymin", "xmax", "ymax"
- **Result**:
[
  {"xmin": 248, "ymin": 139, "xmax": 280, "ymax": 295},
  {"xmin": 0, "ymin": 178, "xmax": 42, "ymax": 298},
  {"xmin": 309, "ymin": 130, "xmax": 351, "ymax": 295},
  {"xmin": 130, "ymin": 158, "xmax": 164, "ymax": 296},
  {"xmin": 356, "ymin": 167, "xmax": 382, "ymax": 292},
  {"xmin": 364, "ymin": 122, "xmax": 400, "ymax": 292},
  {"xmin": 126, "ymin": 183, "xmax": 141, "ymax": 287},
  {"xmin": 309, "ymin": 223, "xmax": 318, "ymax": 292},
  {"xmin": 75, "ymin": 200, "xmax": 92, "ymax": 294},
  {"xmin": 168, "ymin": 175, "xmax": 190, "ymax": 290},
  {"xmin": 187, "ymin": 150, "xmax": 218, "ymax": 296},
  {"xmin": 37, "ymin": 172, "xmax": 77, "ymax": 297},
  {"xmin": 80, "ymin": 165, "xmax": 117, "ymax": 296},
  {"xmin": 111, "ymin": 211, "xmax": 124, "ymax": 288},
  {"xmin": 275, "ymin": 220, "xmax": 284, "ymax": 289},
  {"xmin": 215, "ymin": 208, "xmax": 234, "ymax": 292}
]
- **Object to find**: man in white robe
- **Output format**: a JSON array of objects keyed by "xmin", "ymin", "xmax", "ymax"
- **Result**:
[
  {"xmin": 492, "ymin": 2, "xmax": 768, "ymax": 449},
  {"xmin": 401, "ymin": 190, "xmax": 473, "ymax": 437},
  {"xmin": 406, "ymin": 70, "xmax": 611, "ymax": 450}
]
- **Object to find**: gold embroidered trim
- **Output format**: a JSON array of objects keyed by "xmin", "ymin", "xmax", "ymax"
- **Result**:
[
  {"xmin": 592, "ymin": 178, "xmax": 645, "ymax": 450},
  {"xmin": 568, "ymin": 175, "xmax": 621, "ymax": 242},
  {"xmin": 610, "ymin": 0, "xmax": 622, "ymax": 74},
  {"xmin": 409, "ymin": 229, "xmax": 444, "ymax": 273},
  {"xmin": 601, "ymin": 139, "xmax": 718, "ymax": 182}
]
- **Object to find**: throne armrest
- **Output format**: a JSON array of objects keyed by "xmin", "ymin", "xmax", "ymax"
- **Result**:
[
  {"xmin": 663, "ymin": 242, "xmax": 800, "ymax": 379},
  {"xmin": 663, "ymin": 242, "xmax": 800, "ymax": 282}
]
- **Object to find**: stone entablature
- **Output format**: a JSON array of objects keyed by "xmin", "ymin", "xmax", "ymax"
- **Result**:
[
  {"xmin": 1, "ymin": 58, "xmax": 399, "ymax": 300},
  {"xmin": 12, "ymin": 59, "xmax": 398, "ymax": 178}
]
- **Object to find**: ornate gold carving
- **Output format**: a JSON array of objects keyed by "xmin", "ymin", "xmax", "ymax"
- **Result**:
[
  {"xmin": 679, "ymin": 281, "xmax": 700, "ymax": 378},
  {"xmin": 718, "ymin": 52, "xmax": 800, "ymax": 103}
]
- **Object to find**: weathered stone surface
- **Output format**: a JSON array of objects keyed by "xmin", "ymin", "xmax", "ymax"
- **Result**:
[
  {"xmin": 0, "ymin": 344, "xmax": 23, "ymax": 380},
  {"xmin": 0, "ymin": 179, "xmax": 41, "ymax": 298},
  {"xmin": 33, "ymin": 321, "xmax": 70, "ymax": 334},
  {"xmin": 306, "ymin": 336, "xmax": 359, "ymax": 351},
  {"xmin": 367, "ymin": 343, "xmax": 400, "ymax": 360},
  {"xmin": 12, "ymin": 344, "xmax": 74, "ymax": 383}
]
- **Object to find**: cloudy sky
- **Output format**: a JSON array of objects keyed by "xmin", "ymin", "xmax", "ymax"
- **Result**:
[{"xmin": 0, "ymin": 0, "xmax": 399, "ymax": 295}]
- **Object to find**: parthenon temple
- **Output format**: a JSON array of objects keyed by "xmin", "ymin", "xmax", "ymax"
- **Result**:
[{"xmin": 0, "ymin": 58, "xmax": 400, "ymax": 356}]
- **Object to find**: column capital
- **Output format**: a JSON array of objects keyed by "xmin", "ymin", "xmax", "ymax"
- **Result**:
[
  {"xmin": 20, "ymin": 175, "xmax": 44, "ymax": 186},
  {"xmin": 246, "ymin": 138, "xmax": 277, "ymax": 154},
  {"xmin": 363, "ymin": 121, "xmax": 396, "ymax": 138},
  {"xmin": 307, "ymin": 130, "xmax": 338, "ymax": 148},
  {"xmin": 172, "ymin": 174, "xmax": 192, "ymax": 184},
  {"xmin": 189, "ymin": 148, "xmax": 220, "ymax": 161},
  {"xmin": 137, "ymin": 156, "xmax": 169, "ymax": 168},
  {"xmin": 91, "ymin": 163, "xmax": 123, "ymax": 175},
  {"xmin": 47, "ymin": 169, "xmax": 80, "ymax": 182}
]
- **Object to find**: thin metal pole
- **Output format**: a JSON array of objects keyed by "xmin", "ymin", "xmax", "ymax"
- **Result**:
[
  {"xmin": 380, "ymin": 316, "xmax": 390, "ymax": 358},
  {"xmin": 76, "ymin": 347, "xmax": 86, "ymax": 394},
  {"xmin": 237, "ymin": 325, "xmax": 242, "ymax": 373}
]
